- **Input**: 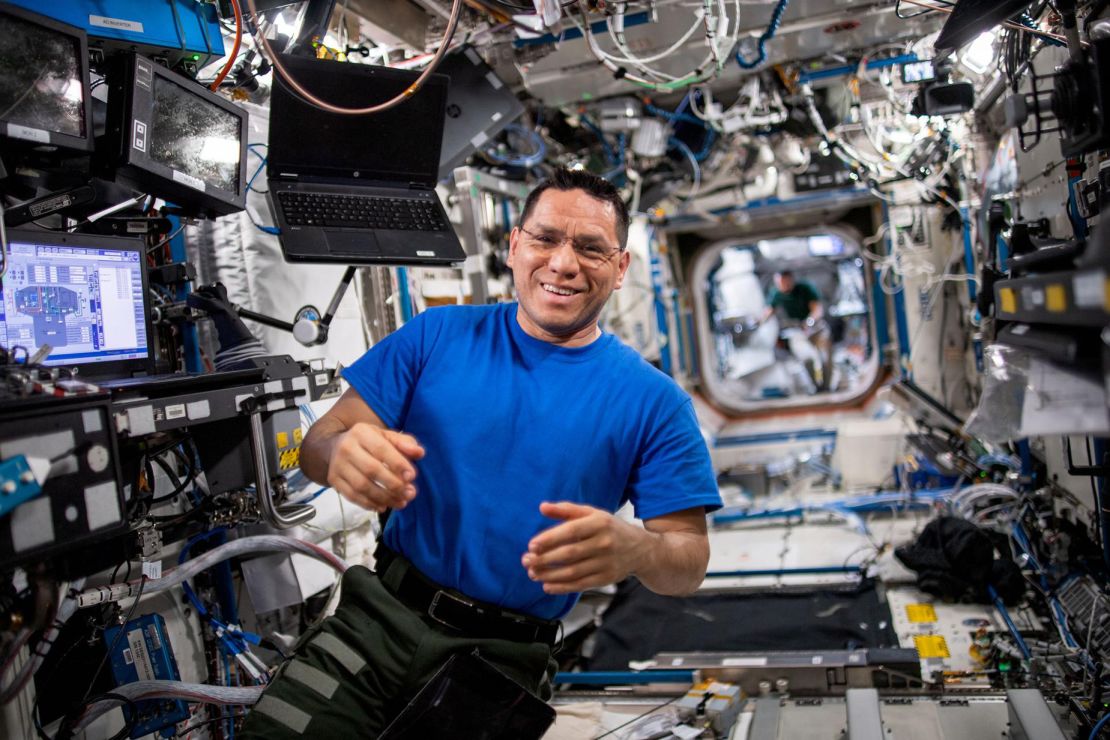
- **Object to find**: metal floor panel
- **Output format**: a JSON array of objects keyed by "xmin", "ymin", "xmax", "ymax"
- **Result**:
[
  {"xmin": 746, "ymin": 697, "xmax": 1011, "ymax": 740},
  {"xmin": 887, "ymin": 699, "xmax": 1009, "ymax": 740}
]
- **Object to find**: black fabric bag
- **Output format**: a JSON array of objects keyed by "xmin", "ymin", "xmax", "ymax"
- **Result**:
[{"xmin": 895, "ymin": 516, "xmax": 1024, "ymax": 604}]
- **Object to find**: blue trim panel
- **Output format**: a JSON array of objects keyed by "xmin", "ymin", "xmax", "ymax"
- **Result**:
[
  {"xmin": 959, "ymin": 206, "xmax": 977, "ymax": 303},
  {"xmin": 168, "ymin": 216, "xmax": 203, "ymax": 373},
  {"xmin": 871, "ymin": 264, "xmax": 889, "ymax": 362},
  {"xmin": 397, "ymin": 267, "xmax": 413, "ymax": 323},
  {"xmin": 672, "ymin": 292, "xmax": 685, "ymax": 374},
  {"xmin": 797, "ymin": 54, "xmax": 919, "ymax": 84},
  {"xmin": 713, "ymin": 428, "xmax": 836, "ymax": 448},
  {"xmin": 513, "ymin": 12, "xmax": 651, "ymax": 48},
  {"xmin": 648, "ymin": 237, "xmax": 672, "ymax": 376},
  {"xmin": 665, "ymin": 187, "xmax": 873, "ymax": 227},
  {"xmin": 555, "ymin": 670, "xmax": 695, "ymax": 685},
  {"xmin": 892, "ymin": 281, "xmax": 911, "ymax": 375}
]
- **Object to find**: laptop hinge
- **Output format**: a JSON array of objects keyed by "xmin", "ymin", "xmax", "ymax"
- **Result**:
[{"xmin": 409, "ymin": 182, "xmax": 433, "ymax": 190}]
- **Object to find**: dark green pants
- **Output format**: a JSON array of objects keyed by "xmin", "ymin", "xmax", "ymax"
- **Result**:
[{"xmin": 239, "ymin": 564, "xmax": 556, "ymax": 738}]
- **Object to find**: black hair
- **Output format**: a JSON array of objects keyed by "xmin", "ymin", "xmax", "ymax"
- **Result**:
[
  {"xmin": 776, "ymin": 269, "xmax": 795, "ymax": 278},
  {"xmin": 519, "ymin": 168, "xmax": 630, "ymax": 249}
]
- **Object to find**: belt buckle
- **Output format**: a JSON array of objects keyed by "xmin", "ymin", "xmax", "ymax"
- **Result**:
[{"xmin": 428, "ymin": 589, "xmax": 473, "ymax": 629}]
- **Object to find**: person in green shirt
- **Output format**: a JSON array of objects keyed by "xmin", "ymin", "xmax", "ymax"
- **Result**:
[
  {"xmin": 767, "ymin": 270, "xmax": 821, "ymax": 322},
  {"xmin": 763, "ymin": 270, "xmax": 833, "ymax": 392}
]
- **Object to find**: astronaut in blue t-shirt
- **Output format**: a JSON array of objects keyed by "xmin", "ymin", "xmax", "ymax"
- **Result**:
[{"xmin": 241, "ymin": 168, "xmax": 720, "ymax": 738}]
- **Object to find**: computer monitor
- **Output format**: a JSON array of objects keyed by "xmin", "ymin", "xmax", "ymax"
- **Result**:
[
  {"xmin": 809, "ymin": 235, "xmax": 845, "ymax": 257},
  {"xmin": 0, "ymin": 229, "xmax": 152, "ymax": 378},
  {"xmin": 901, "ymin": 60, "xmax": 937, "ymax": 85},
  {"xmin": 101, "ymin": 53, "xmax": 248, "ymax": 217},
  {"xmin": 0, "ymin": 5, "xmax": 93, "ymax": 153}
]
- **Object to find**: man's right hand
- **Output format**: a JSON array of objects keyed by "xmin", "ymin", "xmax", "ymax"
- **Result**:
[{"xmin": 324, "ymin": 424, "xmax": 426, "ymax": 512}]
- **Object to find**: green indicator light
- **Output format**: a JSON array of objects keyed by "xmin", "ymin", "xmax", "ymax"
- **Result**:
[
  {"xmin": 192, "ymin": 54, "xmax": 200, "ymax": 61},
  {"xmin": 998, "ymin": 661, "xmax": 1011, "ymax": 672}
]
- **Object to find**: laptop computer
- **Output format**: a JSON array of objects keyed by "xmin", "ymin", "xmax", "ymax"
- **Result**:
[
  {"xmin": 437, "ymin": 46, "xmax": 525, "ymax": 181},
  {"xmin": 0, "ymin": 228, "xmax": 261, "ymax": 389},
  {"xmin": 266, "ymin": 55, "xmax": 467, "ymax": 266}
]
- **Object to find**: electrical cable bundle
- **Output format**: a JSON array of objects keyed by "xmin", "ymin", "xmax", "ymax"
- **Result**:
[
  {"xmin": 75, "ymin": 536, "xmax": 348, "ymax": 609},
  {"xmin": 572, "ymin": 0, "xmax": 741, "ymax": 93},
  {"xmin": 485, "ymin": 124, "xmax": 548, "ymax": 168},
  {"xmin": 38, "ymin": 536, "xmax": 350, "ymax": 736},
  {"xmin": 948, "ymin": 483, "xmax": 1022, "ymax": 526},
  {"xmin": 178, "ymin": 529, "xmax": 271, "ymax": 684},
  {"xmin": 72, "ymin": 681, "xmax": 264, "ymax": 734}
]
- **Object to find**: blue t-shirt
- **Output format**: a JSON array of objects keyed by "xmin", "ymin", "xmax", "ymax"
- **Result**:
[{"xmin": 342, "ymin": 302, "xmax": 721, "ymax": 619}]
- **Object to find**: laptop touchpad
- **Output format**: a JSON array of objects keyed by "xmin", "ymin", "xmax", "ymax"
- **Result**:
[{"xmin": 326, "ymin": 231, "xmax": 382, "ymax": 256}]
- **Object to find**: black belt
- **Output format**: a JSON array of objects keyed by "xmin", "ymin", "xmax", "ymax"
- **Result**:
[{"xmin": 374, "ymin": 544, "xmax": 561, "ymax": 647}]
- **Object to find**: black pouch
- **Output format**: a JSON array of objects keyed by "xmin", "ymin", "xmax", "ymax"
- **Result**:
[{"xmin": 379, "ymin": 650, "xmax": 555, "ymax": 740}]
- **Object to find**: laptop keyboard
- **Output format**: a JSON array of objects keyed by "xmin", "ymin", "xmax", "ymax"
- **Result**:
[{"xmin": 278, "ymin": 192, "xmax": 447, "ymax": 231}]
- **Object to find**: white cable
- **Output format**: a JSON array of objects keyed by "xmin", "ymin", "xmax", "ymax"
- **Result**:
[
  {"xmin": 686, "ymin": 84, "xmax": 716, "ymax": 122},
  {"xmin": 76, "ymin": 536, "xmax": 348, "ymax": 607},
  {"xmin": 75, "ymin": 681, "xmax": 264, "ymax": 732},
  {"xmin": 604, "ymin": 9, "xmax": 705, "ymax": 67},
  {"xmin": 950, "ymin": 483, "xmax": 1020, "ymax": 520},
  {"xmin": 574, "ymin": 0, "xmax": 734, "ymax": 92}
]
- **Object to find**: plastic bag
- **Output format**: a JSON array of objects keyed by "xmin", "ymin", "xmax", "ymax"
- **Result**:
[{"xmin": 964, "ymin": 343, "xmax": 1110, "ymax": 442}]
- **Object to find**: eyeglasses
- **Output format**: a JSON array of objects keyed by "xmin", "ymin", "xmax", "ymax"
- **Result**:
[{"xmin": 517, "ymin": 225, "xmax": 622, "ymax": 269}]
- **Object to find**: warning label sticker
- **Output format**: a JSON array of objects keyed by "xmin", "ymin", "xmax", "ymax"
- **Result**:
[
  {"xmin": 913, "ymin": 634, "xmax": 950, "ymax": 659},
  {"xmin": 906, "ymin": 603, "xmax": 938, "ymax": 623}
]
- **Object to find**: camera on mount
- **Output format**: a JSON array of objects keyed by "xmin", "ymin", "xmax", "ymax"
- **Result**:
[{"xmin": 909, "ymin": 61, "xmax": 975, "ymax": 117}]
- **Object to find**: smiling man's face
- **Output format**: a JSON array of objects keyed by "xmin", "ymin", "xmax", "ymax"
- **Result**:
[{"xmin": 508, "ymin": 188, "xmax": 631, "ymax": 347}]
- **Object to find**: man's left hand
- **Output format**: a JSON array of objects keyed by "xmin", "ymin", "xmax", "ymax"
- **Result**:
[{"xmin": 522, "ymin": 501, "xmax": 650, "ymax": 594}]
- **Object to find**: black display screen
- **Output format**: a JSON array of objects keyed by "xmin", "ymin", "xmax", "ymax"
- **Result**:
[
  {"xmin": 149, "ymin": 73, "xmax": 241, "ymax": 194},
  {"xmin": 0, "ymin": 13, "xmax": 86, "ymax": 139},
  {"xmin": 901, "ymin": 60, "xmax": 936, "ymax": 85},
  {"xmin": 267, "ymin": 56, "xmax": 447, "ymax": 186}
]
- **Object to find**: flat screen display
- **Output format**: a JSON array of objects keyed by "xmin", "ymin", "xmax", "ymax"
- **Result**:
[
  {"xmin": 149, "ymin": 73, "xmax": 241, "ymax": 195},
  {"xmin": 267, "ymin": 56, "xmax": 447, "ymax": 186},
  {"xmin": 0, "ymin": 239, "xmax": 148, "ymax": 367},
  {"xmin": 901, "ymin": 60, "xmax": 936, "ymax": 84},
  {"xmin": 809, "ymin": 235, "xmax": 846, "ymax": 257},
  {"xmin": 0, "ymin": 13, "xmax": 86, "ymax": 140}
]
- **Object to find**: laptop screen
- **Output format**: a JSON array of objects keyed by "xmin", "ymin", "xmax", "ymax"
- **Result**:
[
  {"xmin": 268, "ymin": 56, "xmax": 449, "ymax": 187},
  {"xmin": 1, "ymin": 231, "xmax": 149, "ymax": 372}
]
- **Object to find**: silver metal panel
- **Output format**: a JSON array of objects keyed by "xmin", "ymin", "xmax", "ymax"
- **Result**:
[
  {"xmin": 749, "ymin": 697, "xmax": 782, "ymax": 740},
  {"xmin": 766, "ymin": 697, "xmax": 1013, "ymax": 740},
  {"xmin": 1006, "ymin": 689, "xmax": 1067, "ymax": 740},
  {"xmin": 931, "ymin": 699, "xmax": 1012, "ymax": 740},
  {"xmin": 845, "ymin": 689, "xmax": 883, "ymax": 740},
  {"xmin": 775, "ymin": 700, "xmax": 846, "ymax": 740}
]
